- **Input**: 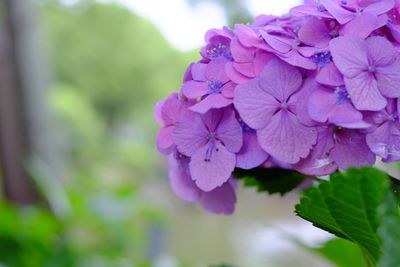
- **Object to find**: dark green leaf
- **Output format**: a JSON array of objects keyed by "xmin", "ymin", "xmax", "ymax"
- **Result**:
[
  {"xmin": 233, "ymin": 167, "xmax": 306, "ymax": 195},
  {"xmin": 295, "ymin": 167, "xmax": 389, "ymax": 264}
]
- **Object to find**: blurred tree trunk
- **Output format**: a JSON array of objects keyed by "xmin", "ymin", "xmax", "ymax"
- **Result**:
[{"xmin": 0, "ymin": 0, "xmax": 66, "ymax": 208}]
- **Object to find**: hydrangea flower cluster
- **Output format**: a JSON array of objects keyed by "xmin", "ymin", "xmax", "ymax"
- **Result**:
[{"xmin": 155, "ymin": 0, "xmax": 400, "ymax": 215}]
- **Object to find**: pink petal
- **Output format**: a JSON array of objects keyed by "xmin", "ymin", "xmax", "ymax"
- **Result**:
[
  {"xmin": 330, "ymin": 36, "xmax": 368, "ymax": 78},
  {"xmin": 331, "ymin": 129, "xmax": 376, "ymax": 169},
  {"xmin": 189, "ymin": 94, "xmax": 232, "ymax": 114},
  {"xmin": 189, "ymin": 142, "xmax": 236, "ymax": 192},
  {"xmin": 182, "ymin": 80, "xmax": 209, "ymax": 99},
  {"xmin": 344, "ymin": 73, "xmax": 387, "ymax": 111},
  {"xmin": 376, "ymin": 59, "xmax": 400, "ymax": 98},
  {"xmin": 258, "ymin": 57, "xmax": 303, "ymax": 101},
  {"xmin": 236, "ymin": 131, "xmax": 269, "ymax": 169},
  {"xmin": 200, "ymin": 181, "xmax": 237, "ymax": 215},
  {"xmin": 234, "ymin": 78, "xmax": 279, "ymax": 129},
  {"xmin": 173, "ymin": 112, "xmax": 208, "ymax": 156},
  {"xmin": 257, "ymin": 110, "xmax": 317, "ymax": 164},
  {"xmin": 216, "ymin": 110, "xmax": 243, "ymax": 153}
]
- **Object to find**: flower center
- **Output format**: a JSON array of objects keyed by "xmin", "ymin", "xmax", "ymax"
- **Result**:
[
  {"xmin": 388, "ymin": 113, "xmax": 398, "ymax": 122},
  {"xmin": 204, "ymin": 140, "xmax": 219, "ymax": 162},
  {"xmin": 316, "ymin": 4, "xmax": 326, "ymax": 12},
  {"xmin": 207, "ymin": 80, "xmax": 223, "ymax": 95},
  {"xmin": 335, "ymin": 86, "xmax": 350, "ymax": 104},
  {"xmin": 368, "ymin": 66, "xmax": 376, "ymax": 73},
  {"xmin": 206, "ymin": 42, "xmax": 233, "ymax": 60},
  {"xmin": 281, "ymin": 102, "xmax": 289, "ymax": 109},
  {"xmin": 312, "ymin": 51, "xmax": 332, "ymax": 68}
]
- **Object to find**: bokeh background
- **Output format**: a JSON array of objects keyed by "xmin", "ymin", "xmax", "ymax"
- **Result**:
[{"xmin": 0, "ymin": 0, "xmax": 340, "ymax": 266}]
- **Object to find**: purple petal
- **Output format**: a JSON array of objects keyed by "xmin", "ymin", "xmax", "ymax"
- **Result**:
[
  {"xmin": 230, "ymin": 37, "xmax": 254, "ymax": 62},
  {"xmin": 298, "ymin": 17, "xmax": 331, "ymax": 47},
  {"xmin": 376, "ymin": 59, "xmax": 400, "ymax": 98},
  {"xmin": 278, "ymin": 50, "xmax": 317, "ymax": 70},
  {"xmin": 320, "ymin": 0, "xmax": 355, "ymax": 24},
  {"xmin": 173, "ymin": 112, "xmax": 208, "ymax": 156},
  {"xmin": 261, "ymin": 32, "xmax": 292, "ymax": 54},
  {"xmin": 200, "ymin": 181, "xmax": 237, "ymax": 215},
  {"xmin": 221, "ymin": 81, "xmax": 236, "ymax": 98},
  {"xmin": 294, "ymin": 127, "xmax": 337, "ymax": 176},
  {"xmin": 258, "ymin": 57, "xmax": 303, "ymax": 101},
  {"xmin": 206, "ymin": 59, "xmax": 230, "ymax": 83},
  {"xmin": 364, "ymin": 0, "xmax": 394, "ymax": 14},
  {"xmin": 182, "ymin": 80, "xmax": 209, "ymax": 99},
  {"xmin": 156, "ymin": 126, "xmax": 175, "ymax": 154},
  {"xmin": 366, "ymin": 36, "xmax": 396, "ymax": 67},
  {"xmin": 316, "ymin": 62, "xmax": 344, "ymax": 86},
  {"xmin": 234, "ymin": 78, "xmax": 279, "ymax": 129},
  {"xmin": 169, "ymin": 159, "xmax": 201, "ymax": 202},
  {"xmin": 225, "ymin": 62, "xmax": 251, "ymax": 84},
  {"xmin": 331, "ymin": 129, "xmax": 376, "ymax": 169},
  {"xmin": 189, "ymin": 141, "xmax": 236, "ymax": 192},
  {"xmin": 189, "ymin": 94, "xmax": 232, "ymax": 114},
  {"xmin": 341, "ymin": 13, "xmax": 383, "ymax": 38},
  {"xmin": 216, "ymin": 109, "xmax": 243, "ymax": 153},
  {"xmin": 236, "ymin": 131, "xmax": 269, "ymax": 169},
  {"xmin": 233, "ymin": 62, "xmax": 255, "ymax": 78},
  {"xmin": 191, "ymin": 63, "xmax": 207, "ymax": 81},
  {"xmin": 344, "ymin": 73, "xmax": 387, "ymax": 111},
  {"xmin": 257, "ymin": 110, "xmax": 317, "ymax": 164},
  {"xmin": 235, "ymin": 24, "xmax": 260, "ymax": 47},
  {"xmin": 309, "ymin": 86, "xmax": 363, "ymax": 125},
  {"xmin": 290, "ymin": 3, "xmax": 334, "ymax": 19},
  {"xmin": 330, "ymin": 36, "xmax": 368, "ymax": 78},
  {"xmin": 366, "ymin": 121, "xmax": 400, "ymax": 161},
  {"xmin": 295, "ymin": 79, "xmax": 321, "ymax": 127},
  {"xmin": 154, "ymin": 98, "xmax": 166, "ymax": 126}
]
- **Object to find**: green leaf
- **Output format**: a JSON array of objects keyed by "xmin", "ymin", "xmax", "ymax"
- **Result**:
[
  {"xmin": 313, "ymin": 238, "xmax": 367, "ymax": 267},
  {"xmin": 295, "ymin": 167, "xmax": 389, "ymax": 264},
  {"xmin": 377, "ymin": 192, "xmax": 400, "ymax": 267},
  {"xmin": 233, "ymin": 167, "xmax": 306, "ymax": 195}
]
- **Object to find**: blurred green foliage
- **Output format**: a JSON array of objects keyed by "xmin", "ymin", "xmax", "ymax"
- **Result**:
[{"xmin": 1, "ymin": 0, "xmax": 198, "ymax": 266}]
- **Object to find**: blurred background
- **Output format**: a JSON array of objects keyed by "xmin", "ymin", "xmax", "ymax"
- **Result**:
[{"xmin": 0, "ymin": 0, "xmax": 338, "ymax": 266}]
